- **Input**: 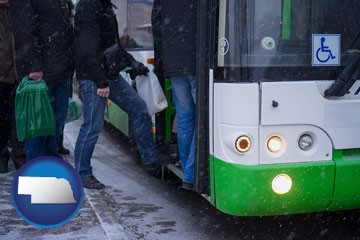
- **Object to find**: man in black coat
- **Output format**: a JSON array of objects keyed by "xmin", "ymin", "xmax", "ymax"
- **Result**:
[
  {"xmin": 10, "ymin": 0, "xmax": 74, "ymax": 160},
  {"xmin": 74, "ymin": 0, "xmax": 174, "ymax": 189},
  {"xmin": 152, "ymin": 0, "xmax": 197, "ymax": 190},
  {"xmin": 0, "ymin": 0, "xmax": 26, "ymax": 172}
]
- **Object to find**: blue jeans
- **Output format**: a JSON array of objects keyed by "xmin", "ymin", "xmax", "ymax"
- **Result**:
[
  {"xmin": 25, "ymin": 81, "xmax": 70, "ymax": 160},
  {"xmin": 74, "ymin": 80, "xmax": 106, "ymax": 177},
  {"xmin": 74, "ymin": 76, "xmax": 160, "ymax": 177},
  {"xmin": 109, "ymin": 77, "xmax": 160, "ymax": 164},
  {"xmin": 170, "ymin": 75, "xmax": 196, "ymax": 184}
]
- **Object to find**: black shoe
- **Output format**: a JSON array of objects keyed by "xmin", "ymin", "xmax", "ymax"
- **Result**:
[
  {"xmin": 143, "ymin": 154, "xmax": 176, "ymax": 170},
  {"xmin": 82, "ymin": 176, "xmax": 105, "ymax": 189},
  {"xmin": 0, "ymin": 161, "xmax": 8, "ymax": 173},
  {"xmin": 58, "ymin": 145, "xmax": 70, "ymax": 155},
  {"xmin": 143, "ymin": 163, "xmax": 159, "ymax": 171},
  {"xmin": 144, "ymin": 167, "xmax": 162, "ymax": 177},
  {"xmin": 13, "ymin": 159, "xmax": 26, "ymax": 170},
  {"xmin": 0, "ymin": 166, "xmax": 8, "ymax": 173},
  {"xmin": 154, "ymin": 154, "xmax": 177, "ymax": 166},
  {"xmin": 182, "ymin": 182, "xmax": 194, "ymax": 191}
]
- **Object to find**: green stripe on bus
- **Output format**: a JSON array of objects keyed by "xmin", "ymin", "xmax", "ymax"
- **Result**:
[
  {"xmin": 330, "ymin": 149, "xmax": 360, "ymax": 210},
  {"xmin": 282, "ymin": 0, "xmax": 291, "ymax": 39},
  {"xmin": 212, "ymin": 156, "xmax": 335, "ymax": 216}
]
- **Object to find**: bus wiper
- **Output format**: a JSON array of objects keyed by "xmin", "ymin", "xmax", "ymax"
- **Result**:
[
  {"xmin": 324, "ymin": 55, "xmax": 360, "ymax": 97},
  {"xmin": 336, "ymin": 67, "xmax": 360, "ymax": 97}
]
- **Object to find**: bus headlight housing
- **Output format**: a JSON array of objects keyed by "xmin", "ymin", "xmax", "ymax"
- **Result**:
[
  {"xmin": 272, "ymin": 174, "xmax": 292, "ymax": 194},
  {"xmin": 267, "ymin": 136, "xmax": 283, "ymax": 153},
  {"xmin": 235, "ymin": 135, "xmax": 251, "ymax": 153},
  {"xmin": 298, "ymin": 134, "xmax": 313, "ymax": 151}
]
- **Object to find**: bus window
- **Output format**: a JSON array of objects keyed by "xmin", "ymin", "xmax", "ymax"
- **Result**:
[
  {"xmin": 217, "ymin": 0, "xmax": 360, "ymax": 82},
  {"xmin": 113, "ymin": 0, "xmax": 154, "ymax": 50},
  {"xmin": 343, "ymin": 1, "xmax": 360, "ymax": 50},
  {"xmin": 253, "ymin": 0, "xmax": 283, "ymax": 49}
]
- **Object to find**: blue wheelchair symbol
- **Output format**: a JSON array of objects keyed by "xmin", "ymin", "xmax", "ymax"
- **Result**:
[{"xmin": 316, "ymin": 37, "xmax": 336, "ymax": 63}]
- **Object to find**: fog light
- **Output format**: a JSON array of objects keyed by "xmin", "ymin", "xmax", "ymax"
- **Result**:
[
  {"xmin": 235, "ymin": 136, "xmax": 251, "ymax": 153},
  {"xmin": 299, "ymin": 134, "xmax": 313, "ymax": 151},
  {"xmin": 272, "ymin": 174, "xmax": 292, "ymax": 194},
  {"xmin": 267, "ymin": 136, "xmax": 282, "ymax": 153}
]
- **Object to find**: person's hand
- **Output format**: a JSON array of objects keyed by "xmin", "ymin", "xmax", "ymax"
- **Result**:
[
  {"xmin": 126, "ymin": 61, "xmax": 149, "ymax": 80},
  {"xmin": 29, "ymin": 71, "xmax": 43, "ymax": 82},
  {"xmin": 133, "ymin": 62, "xmax": 149, "ymax": 76},
  {"xmin": 97, "ymin": 87, "xmax": 110, "ymax": 98}
]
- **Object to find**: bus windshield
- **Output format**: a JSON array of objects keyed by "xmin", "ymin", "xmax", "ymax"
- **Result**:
[{"xmin": 217, "ymin": 0, "xmax": 360, "ymax": 82}]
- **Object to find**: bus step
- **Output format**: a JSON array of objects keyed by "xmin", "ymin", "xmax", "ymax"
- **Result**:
[{"xmin": 161, "ymin": 164, "xmax": 183, "ymax": 181}]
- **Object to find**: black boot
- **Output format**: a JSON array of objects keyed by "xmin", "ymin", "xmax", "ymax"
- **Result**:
[
  {"xmin": 12, "ymin": 158, "xmax": 26, "ymax": 170},
  {"xmin": 57, "ymin": 134, "xmax": 70, "ymax": 155},
  {"xmin": 0, "ymin": 161, "xmax": 8, "ymax": 173},
  {"xmin": 9, "ymin": 138, "xmax": 26, "ymax": 170},
  {"xmin": 58, "ymin": 145, "xmax": 70, "ymax": 155},
  {"xmin": 0, "ymin": 148, "xmax": 10, "ymax": 173}
]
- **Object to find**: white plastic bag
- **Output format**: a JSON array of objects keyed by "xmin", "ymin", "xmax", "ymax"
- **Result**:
[{"xmin": 135, "ymin": 71, "xmax": 168, "ymax": 115}]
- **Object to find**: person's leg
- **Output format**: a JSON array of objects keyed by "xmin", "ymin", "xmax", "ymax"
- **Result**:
[
  {"xmin": 0, "ymin": 147, "xmax": 10, "ymax": 173},
  {"xmin": 74, "ymin": 80, "xmax": 106, "ymax": 188},
  {"xmin": 108, "ymin": 76, "xmax": 160, "ymax": 166},
  {"xmin": 9, "ymin": 127, "xmax": 26, "ymax": 169},
  {"xmin": 57, "ymin": 129, "xmax": 70, "ymax": 155},
  {"xmin": 8, "ymin": 85, "xmax": 26, "ymax": 169},
  {"xmin": 58, "ymin": 70, "xmax": 74, "ymax": 154},
  {"xmin": 24, "ymin": 137, "xmax": 47, "ymax": 160},
  {"xmin": 0, "ymin": 83, "xmax": 11, "ymax": 172},
  {"xmin": 184, "ymin": 76, "xmax": 196, "ymax": 184},
  {"xmin": 68, "ymin": 68, "xmax": 74, "ymax": 99},
  {"xmin": 46, "ymin": 82, "xmax": 70, "ymax": 157},
  {"xmin": 170, "ymin": 75, "xmax": 196, "ymax": 185}
]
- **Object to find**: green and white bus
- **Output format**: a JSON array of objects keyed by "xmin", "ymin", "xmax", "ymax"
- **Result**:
[{"xmin": 106, "ymin": 0, "xmax": 360, "ymax": 216}]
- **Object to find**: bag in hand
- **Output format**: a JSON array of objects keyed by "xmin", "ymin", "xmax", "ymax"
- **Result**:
[
  {"xmin": 15, "ymin": 76, "xmax": 55, "ymax": 141},
  {"xmin": 135, "ymin": 71, "xmax": 168, "ymax": 115},
  {"xmin": 102, "ymin": 43, "xmax": 129, "ymax": 80},
  {"xmin": 65, "ymin": 98, "xmax": 81, "ymax": 123}
]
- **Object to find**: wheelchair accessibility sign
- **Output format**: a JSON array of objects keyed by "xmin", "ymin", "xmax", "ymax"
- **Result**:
[{"xmin": 312, "ymin": 34, "xmax": 340, "ymax": 66}]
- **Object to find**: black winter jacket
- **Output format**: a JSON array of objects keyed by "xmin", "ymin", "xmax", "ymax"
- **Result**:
[
  {"xmin": 151, "ymin": 0, "xmax": 197, "ymax": 77},
  {"xmin": 0, "ymin": 4, "xmax": 17, "ymax": 84},
  {"xmin": 74, "ymin": 0, "xmax": 135, "ymax": 88},
  {"xmin": 10, "ymin": 0, "xmax": 74, "ymax": 84}
]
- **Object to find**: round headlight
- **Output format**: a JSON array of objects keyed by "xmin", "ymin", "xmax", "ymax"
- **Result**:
[
  {"xmin": 299, "ymin": 134, "xmax": 313, "ymax": 151},
  {"xmin": 235, "ymin": 136, "xmax": 251, "ymax": 153},
  {"xmin": 267, "ymin": 136, "xmax": 282, "ymax": 153},
  {"xmin": 272, "ymin": 174, "xmax": 292, "ymax": 194}
]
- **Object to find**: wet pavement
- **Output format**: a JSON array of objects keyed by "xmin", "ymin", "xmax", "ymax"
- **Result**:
[
  {"xmin": 0, "ymin": 164, "xmax": 110, "ymax": 240},
  {"xmin": 0, "ymin": 133, "xmax": 124, "ymax": 240}
]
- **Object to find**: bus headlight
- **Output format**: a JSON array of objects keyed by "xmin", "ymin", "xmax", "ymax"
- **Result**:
[
  {"xmin": 272, "ymin": 174, "xmax": 292, "ymax": 194},
  {"xmin": 298, "ymin": 134, "xmax": 313, "ymax": 151},
  {"xmin": 235, "ymin": 135, "xmax": 251, "ymax": 153},
  {"xmin": 267, "ymin": 136, "xmax": 282, "ymax": 153}
]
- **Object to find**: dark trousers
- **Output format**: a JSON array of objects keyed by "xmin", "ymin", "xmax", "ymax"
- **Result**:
[{"xmin": 0, "ymin": 83, "xmax": 26, "ymax": 166}]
